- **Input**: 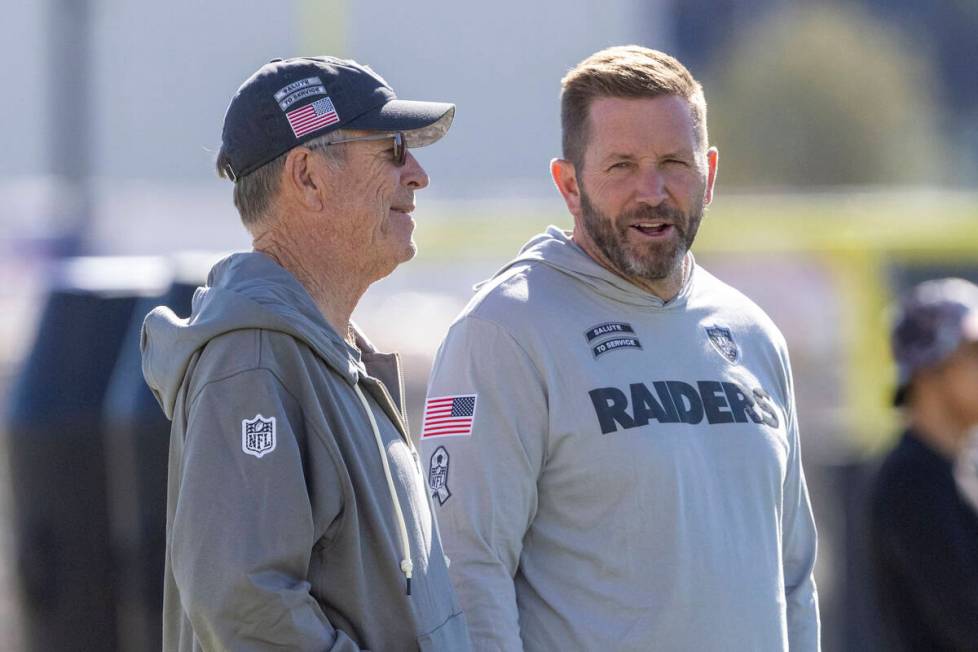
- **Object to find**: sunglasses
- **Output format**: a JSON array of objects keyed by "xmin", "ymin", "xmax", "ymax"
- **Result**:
[{"xmin": 314, "ymin": 132, "xmax": 406, "ymax": 166}]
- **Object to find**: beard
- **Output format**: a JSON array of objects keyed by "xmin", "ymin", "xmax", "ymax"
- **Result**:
[{"xmin": 578, "ymin": 186, "xmax": 704, "ymax": 283}]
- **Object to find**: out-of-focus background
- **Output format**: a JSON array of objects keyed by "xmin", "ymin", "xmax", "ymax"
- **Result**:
[{"xmin": 1, "ymin": 1, "xmax": 976, "ymax": 650}]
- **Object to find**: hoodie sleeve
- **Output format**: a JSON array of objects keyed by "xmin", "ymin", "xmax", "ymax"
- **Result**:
[
  {"xmin": 171, "ymin": 366, "xmax": 360, "ymax": 651},
  {"xmin": 420, "ymin": 316, "xmax": 548, "ymax": 652},
  {"xmin": 779, "ymin": 351, "xmax": 821, "ymax": 651}
]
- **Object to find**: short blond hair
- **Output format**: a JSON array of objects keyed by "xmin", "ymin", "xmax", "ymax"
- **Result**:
[{"xmin": 560, "ymin": 45, "xmax": 708, "ymax": 170}]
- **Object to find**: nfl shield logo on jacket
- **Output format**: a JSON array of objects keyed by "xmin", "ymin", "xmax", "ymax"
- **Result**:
[{"xmin": 241, "ymin": 414, "xmax": 277, "ymax": 458}]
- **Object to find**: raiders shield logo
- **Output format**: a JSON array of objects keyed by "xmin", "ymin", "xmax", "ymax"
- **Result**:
[
  {"xmin": 241, "ymin": 414, "xmax": 277, "ymax": 458},
  {"xmin": 706, "ymin": 325, "xmax": 740, "ymax": 364},
  {"xmin": 428, "ymin": 446, "xmax": 451, "ymax": 505}
]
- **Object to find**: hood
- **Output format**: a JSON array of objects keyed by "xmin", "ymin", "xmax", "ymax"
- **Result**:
[
  {"xmin": 484, "ymin": 225, "xmax": 695, "ymax": 309},
  {"xmin": 141, "ymin": 251, "xmax": 360, "ymax": 419}
]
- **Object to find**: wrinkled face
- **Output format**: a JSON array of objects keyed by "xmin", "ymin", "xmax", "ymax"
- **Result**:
[
  {"xmin": 571, "ymin": 95, "xmax": 716, "ymax": 287},
  {"xmin": 318, "ymin": 131, "xmax": 429, "ymax": 279}
]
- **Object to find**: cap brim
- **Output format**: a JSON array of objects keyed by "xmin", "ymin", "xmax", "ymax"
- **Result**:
[{"xmin": 344, "ymin": 100, "xmax": 455, "ymax": 148}]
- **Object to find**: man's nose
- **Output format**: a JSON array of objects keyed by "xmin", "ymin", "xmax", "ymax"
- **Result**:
[
  {"xmin": 634, "ymin": 167, "xmax": 667, "ymax": 206},
  {"xmin": 402, "ymin": 151, "xmax": 430, "ymax": 190}
]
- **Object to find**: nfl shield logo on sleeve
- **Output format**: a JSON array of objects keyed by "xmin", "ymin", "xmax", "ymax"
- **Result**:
[
  {"xmin": 242, "ymin": 414, "xmax": 277, "ymax": 458},
  {"xmin": 428, "ymin": 446, "xmax": 452, "ymax": 505}
]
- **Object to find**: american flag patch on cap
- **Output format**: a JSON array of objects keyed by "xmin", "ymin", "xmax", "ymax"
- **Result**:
[
  {"xmin": 421, "ymin": 394, "xmax": 477, "ymax": 439},
  {"xmin": 286, "ymin": 97, "xmax": 340, "ymax": 138}
]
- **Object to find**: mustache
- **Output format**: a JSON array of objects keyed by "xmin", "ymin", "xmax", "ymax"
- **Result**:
[{"xmin": 620, "ymin": 204, "xmax": 686, "ymax": 224}]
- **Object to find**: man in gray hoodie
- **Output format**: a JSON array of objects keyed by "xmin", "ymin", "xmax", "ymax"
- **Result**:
[
  {"xmin": 141, "ymin": 56, "xmax": 470, "ymax": 651},
  {"xmin": 420, "ymin": 46, "xmax": 820, "ymax": 650}
]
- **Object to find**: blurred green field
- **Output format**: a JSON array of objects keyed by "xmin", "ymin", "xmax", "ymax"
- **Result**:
[{"xmin": 416, "ymin": 191, "xmax": 978, "ymax": 259}]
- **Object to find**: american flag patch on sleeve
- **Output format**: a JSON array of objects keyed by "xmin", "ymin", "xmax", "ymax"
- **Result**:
[{"xmin": 421, "ymin": 394, "xmax": 477, "ymax": 439}]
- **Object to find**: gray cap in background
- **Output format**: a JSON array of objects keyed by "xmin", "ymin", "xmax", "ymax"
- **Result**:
[{"xmin": 891, "ymin": 277, "xmax": 978, "ymax": 406}]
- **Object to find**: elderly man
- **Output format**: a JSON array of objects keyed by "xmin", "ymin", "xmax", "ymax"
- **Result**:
[
  {"xmin": 870, "ymin": 278, "xmax": 978, "ymax": 651},
  {"xmin": 141, "ymin": 56, "xmax": 470, "ymax": 651},
  {"xmin": 419, "ymin": 46, "xmax": 819, "ymax": 651}
]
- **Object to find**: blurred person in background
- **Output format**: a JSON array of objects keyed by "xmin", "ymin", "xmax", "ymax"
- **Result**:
[
  {"xmin": 419, "ymin": 45, "xmax": 819, "ymax": 651},
  {"xmin": 140, "ymin": 56, "xmax": 469, "ymax": 651},
  {"xmin": 870, "ymin": 278, "xmax": 978, "ymax": 652}
]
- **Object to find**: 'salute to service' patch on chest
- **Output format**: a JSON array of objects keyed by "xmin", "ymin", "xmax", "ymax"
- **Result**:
[{"xmin": 585, "ymin": 321, "xmax": 642, "ymax": 359}]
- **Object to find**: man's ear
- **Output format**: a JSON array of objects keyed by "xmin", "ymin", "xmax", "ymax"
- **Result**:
[
  {"xmin": 551, "ymin": 157, "xmax": 582, "ymax": 219},
  {"xmin": 282, "ymin": 147, "xmax": 326, "ymax": 212},
  {"xmin": 704, "ymin": 146, "xmax": 718, "ymax": 206}
]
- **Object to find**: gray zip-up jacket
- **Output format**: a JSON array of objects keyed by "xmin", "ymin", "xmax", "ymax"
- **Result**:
[
  {"xmin": 142, "ymin": 251, "xmax": 470, "ymax": 651},
  {"xmin": 420, "ymin": 227, "xmax": 819, "ymax": 651}
]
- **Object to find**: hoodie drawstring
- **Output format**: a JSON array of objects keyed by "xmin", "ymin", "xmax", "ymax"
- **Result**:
[{"xmin": 354, "ymin": 383, "xmax": 414, "ymax": 595}]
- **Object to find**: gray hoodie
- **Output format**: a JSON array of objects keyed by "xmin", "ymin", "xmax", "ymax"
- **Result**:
[
  {"xmin": 142, "ymin": 251, "xmax": 469, "ymax": 651},
  {"xmin": 420, "ymin": 227, "xmax": 819, "ymax": 651}
]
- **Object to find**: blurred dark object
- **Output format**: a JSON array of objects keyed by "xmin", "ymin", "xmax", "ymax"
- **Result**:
[
  {"xmin": 828, "ymin": 461, "xmax": 886, "ymax": 651},
  {"xmin": 869, "ymin": 432, "xmax": 978, "ymax": 651},
  {"xmin": 3, "ymin": 257, "xmax": 205, "ymax": 652},
  {"xmin": 102, "ymin": 279, "xmax": 197, "ymax": 652},
  {"xmin": 804, "ymin": 458, "xmax": 887, "ymax": 651},
  {"xmin": 6, "ymin": 263, "xmax": 149, "ymax": 651}
]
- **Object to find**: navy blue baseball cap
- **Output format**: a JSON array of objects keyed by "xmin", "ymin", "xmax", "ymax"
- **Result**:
[
  {"xmin": 220, "ymin": 56, "xmax": 455, "ymax": 180},
  {"xmin": 891, "ymin": 278, "xmax": 978, "ymax": 406}
]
